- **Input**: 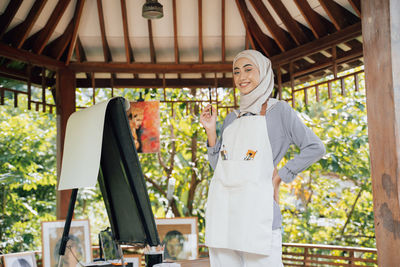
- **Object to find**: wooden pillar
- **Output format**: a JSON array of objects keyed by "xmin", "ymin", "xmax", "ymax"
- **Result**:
[
  {"xmin": 362, "ymin": 1, "xmax": 400, "ymax": 265},
  {"xmin": 56, "ymin": 68, "xmax": 76, "ymax": 220}
]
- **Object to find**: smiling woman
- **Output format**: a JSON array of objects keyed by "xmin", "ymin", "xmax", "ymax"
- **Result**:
[{"xmin": 200, "ymin": 49, "xmax": 325, "ymax": 267}]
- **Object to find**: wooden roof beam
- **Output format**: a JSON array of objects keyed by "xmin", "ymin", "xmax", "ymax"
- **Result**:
[
  {"xmin": 69, "ymin": 62, "xmax": 232, "ymax": 73},
  {"xmin": 198, "ymin": 0, "xmax": 203, "ymax": 63},
  {"xmin": 318, "ymin": 0, "xmax": 359, "ymax": 30},
  {"xmin": 75, "ymin": 36, "xmax": 92, "ymax": 80},
  {"xmin": 294, "ymin": 0, "xmax": 335, "ymax": 38},
  {"xmin": 76, "ymin": 77, "xmax": 233, "ymax": 88},
  {"xmin": 0, "ymin": 42, "xmax": 65, "ymax": 70},
  {"xmin": 235, "ymin": 0, "xmax": 280, "ymax": 56},
  {"xmin": 0, "ymin": 65, "xmax": 54, "ymax": 86},
  {"xmin": 97, "ymin": 0, "xmax": 112, "ymax": 62},
  {"xmin": 66, "ymin": 0, "xmax": 85, "ymax": 65},
  {"xmin": 147, "ymin": 20, "xmax": 156, "ymax": 64},
  {"xmin": 29, "ymin": 0, "xmax": 72, "ymax": 54},
  {"xmin": 267, "ymin": 0, "xmax": 309, "ymax": 45},
  {"xmin": 221, "ymin": 0, "xmax": 225, "ymax": 62},
  {"xmin": 270, "ymin": 22, "xmax": 361, "ymax": 66},
  {"xmin": 43, "ymin": 21, "xmax": 74, "ymax": 60},
  {"xmin": 0, "ymin": 0, "xmax": 23, "ymax": 39},
  {"xmin": 348, "ymin": 0, "xmax": 361, "ymax": 17},
  {"xmin": 249, "ymin": 0, "xmax": 294, "ymax": 51},
  {"xmin": 234, "ymin": 0, "xmax": 256, "ymax": 49},
  {"xmin": 120, "ymin": 0, "xmax": 134, "ymax": 63},
  {"xmin": 3, "ymin": 0, "xmax": 47, "ymax": 48},
  {"xmin": 172, "ymin": 0, "xmax": 179, "ymax": 64},
  {"xmin": 43, "ymin": 0, "xmax": 85, "ymax": 61}
]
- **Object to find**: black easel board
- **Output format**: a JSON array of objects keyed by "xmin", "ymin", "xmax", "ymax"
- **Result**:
[{"xmin": 98, "ymin": 97, "xmax": 160, "ymax": 246}]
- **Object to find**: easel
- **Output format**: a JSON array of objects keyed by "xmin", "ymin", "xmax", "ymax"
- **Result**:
[{"xmin": 56, "ymin": 98, "xmax": 160, "ymax": 267}]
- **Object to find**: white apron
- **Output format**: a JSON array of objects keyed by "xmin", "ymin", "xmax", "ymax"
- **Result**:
[{"xmin": 205, "ymin": 114, "xmax": 275, "ymax": 256}]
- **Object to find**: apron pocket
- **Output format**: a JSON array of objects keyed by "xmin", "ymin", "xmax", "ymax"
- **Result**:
[{"xmin": 216, "ymin": 160, "xmax": 262, "ymax": 188}]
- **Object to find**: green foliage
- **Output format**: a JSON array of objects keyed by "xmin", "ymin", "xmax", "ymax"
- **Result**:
[
  {"xmin": 0, "ymin": 97, "xmax": 57, "ymax": 253},
  {"xmin": 0, "ymin": 68, "xmax": 375, "ymax": 253},
  {"xmin": 280, "ymin": 70, "xmax": 375, "ymax": 247}
]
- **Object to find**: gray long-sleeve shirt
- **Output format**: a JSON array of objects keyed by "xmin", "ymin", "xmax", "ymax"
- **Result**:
[{"xmin": 207, "ymin": 100, "xmax": 325, "ymax": 229}]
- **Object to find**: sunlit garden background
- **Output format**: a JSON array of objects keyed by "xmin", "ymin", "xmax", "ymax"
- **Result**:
[{"xmin": 0, "ymin": 66, "xmax": 374, "ymax": 254}]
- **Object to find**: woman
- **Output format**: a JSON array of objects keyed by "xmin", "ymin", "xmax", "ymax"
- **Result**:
[{"xmin": 200, "ymin": 50, "xmax": 325, "ymax": 266}]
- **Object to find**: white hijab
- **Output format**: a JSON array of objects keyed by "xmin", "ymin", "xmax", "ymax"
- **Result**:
[{"xmin": 233, "ymin": 50, "xmax": 278, "ymax": 115}]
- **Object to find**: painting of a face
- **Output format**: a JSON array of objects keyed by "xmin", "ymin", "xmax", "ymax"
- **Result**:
[{"xmin": 128, "ymin": 101, "xmax": 160, "ymax": 153}]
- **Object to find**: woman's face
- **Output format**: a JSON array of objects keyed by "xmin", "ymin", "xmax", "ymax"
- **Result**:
[
  {"xmin": 233, "ymin": 57, "xmax": 260, "ymax": 95},
  {"xmin": 166, "ymin": 237, "xmax": 183, "ymax": 258}
]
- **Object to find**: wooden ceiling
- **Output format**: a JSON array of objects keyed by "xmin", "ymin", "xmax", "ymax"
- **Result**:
[{"xmin": 0, "ymin": 0, "xmax": 362, "ymax": 89}]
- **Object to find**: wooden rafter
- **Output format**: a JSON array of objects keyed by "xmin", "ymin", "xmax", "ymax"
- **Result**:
[
  {"xmin": 0, "ymin": 42, "xmax": 64, "ymax": 70},
  {"xmin": 0, "ymin": 65, "xmax": 29, "ymax": 81},
  {"xmin": 267, "ymin": 0, "xmax": 309, "ymax": 45},
  {"xmin": 294, "ymin": 0, "xmax": 335, "ymax": 38},
  {"xmin": 249, "ymin": 0, "xmax": 294, "ymax": 51},
  {"xmin": 43, "ymin": 21, "xmax": 74, "ymax": 60},
  {"xmin": 147, "ymin": 20, "xmax": 156, "ymax": 63},
  {"xmin": 66, "ymin": 0, "xmax": 85, "ymax": 65},
  {"xmin": 76, "ymin": 77, "xmax": 233, "ymax": 88},
  {"xmin": 4, "ymin": 0, "xmax": 47, "ymax": 48},
  {"xmin": 318, "ymin": 0, "xmax": 359, "ymax": 30},
  {"xmin": 270, "ymin": 22, "xmax": 361, "ymax": 65},
  {"xmin": 97, "ymin": 0, "xmax": 112, "ymax": 62},
  {"xmin": 172, "ymin": 0, "xmax": 179, "ymax": 64},
  {"xmin": 221, "ymin": 0, "xmax": 225, "ymax": 62},
  {"xmin": 247, "ymin": 19, "xmax": 281, "ymax": 57},
  {"xmin": 120, "ymin": 0, "xmax": 134, "ymax": 63},
  {"xmin": 75, "ymin": 36, "xmax": 92, "ymax": 80},
  {"xmin": 348, "ymin": 0, "xmax": 361, "ymax": 17},
  {"xmin": 30, "ymin": 0, "xmax": 72, "ymax": 54},
  {"xmin": 69, "ymin": 62, "xmax": 232, "ymax": 73},
  {"xmin": 198, "ymin": 0, "xmax": 203, "ymax": 63},
  {"xmin": 43, "ymin": 0, "xmax": 85, "ymax": 61},
  {"xmin": 234, "ymin": 0, "xmax": 256, "ymax": 49},
  {"xmin": 75, "ymin": 37, "xmax": 86, "ymax": 62},
  {"xmin": 295, "ymin": 0, "xmax": 358, "ymax": 56},
  {"xmin": 291, "ymin": 46, "xmax": 362, "ymax": 78},
  {"xmin": 0, "ymin": 0, "xmax": 23, "ymax": 39},
  {"xmin": 235, "ymin": 0, "xmax": 280, "ymax": 56}
]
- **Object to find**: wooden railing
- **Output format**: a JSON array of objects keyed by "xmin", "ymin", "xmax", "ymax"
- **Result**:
[
  {"xmin": 199, "ymin": 243, "xmax": 378, "ymax": 266},
  {"xmin": 1, "ymin": 243, "xmax": 377, "ymax": 267}
]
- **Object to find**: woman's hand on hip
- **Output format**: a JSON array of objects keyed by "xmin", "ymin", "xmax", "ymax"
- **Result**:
[{"xmin": 272, "ymin": 168, "xmax": 281, "ymax": 203}]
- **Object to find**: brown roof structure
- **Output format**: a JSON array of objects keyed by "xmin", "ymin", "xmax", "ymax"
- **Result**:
[{"xmin": 0, "ymin": 0, "xmax": 362, "ymax": 89}]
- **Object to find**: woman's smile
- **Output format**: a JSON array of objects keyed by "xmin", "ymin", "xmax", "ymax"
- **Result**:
[{"xmin": 233, "ymin": 57, "xmax": 260, "ymax": 95}]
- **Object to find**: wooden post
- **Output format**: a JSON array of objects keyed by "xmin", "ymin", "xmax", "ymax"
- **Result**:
[
  {"xmin": 362, "ymin": 0, "xmax": 400, "ymax": 265},
  {"xmin": 56, "ymin": 68, "xmax": 76, "ymax": 220}
]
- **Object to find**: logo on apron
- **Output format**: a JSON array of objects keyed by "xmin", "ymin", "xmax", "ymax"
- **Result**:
[{"xmin": 244, "ymin": 149, "xmax": 257, "ymax": 160}]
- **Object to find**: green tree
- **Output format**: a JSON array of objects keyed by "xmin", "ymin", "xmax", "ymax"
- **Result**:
[
  {"xmin": 280, "ymin": 70, "xmax": 375, "ymax": 248},
  {"xmin": 0, "ymin": 95, "xmax": 57, "ymax": 253}
]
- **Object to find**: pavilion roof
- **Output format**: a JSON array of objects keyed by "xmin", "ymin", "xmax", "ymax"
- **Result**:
[{"xmin": 0, "ymin": 0, "xmax": 362, "ymax": 89}]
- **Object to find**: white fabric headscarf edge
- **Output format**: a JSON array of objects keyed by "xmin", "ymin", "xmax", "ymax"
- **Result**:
[{"xmin": 233, "ymin": 50, "xmax": 278, "ymax": 115}]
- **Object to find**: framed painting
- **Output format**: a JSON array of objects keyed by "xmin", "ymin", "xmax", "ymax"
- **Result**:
[
  {"xmin": 41, "ymin": 220, "xmax": 92, "ymax": 267},
  {"xmin": 99, "ymin": 228, "xmax": 119, "ymax": 261},
  {"xmin": 128, "ymin": 101, "xmax": 160, "ymax": 153},
  {"xmin": 155, "ymin": 218, "xmax": 198, "ymax": 260},
  {"xmin": 4, "ymin": 252, "xmax": 37, "ymax": 267},
  {"xmin": 123, "ymin": 255, "xmax": 141, "ymax": 267}
]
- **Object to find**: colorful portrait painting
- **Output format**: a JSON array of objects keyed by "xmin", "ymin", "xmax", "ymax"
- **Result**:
[{"xmin": 128, "ymin": 101, "xmax": 160, "ymax": 153}]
